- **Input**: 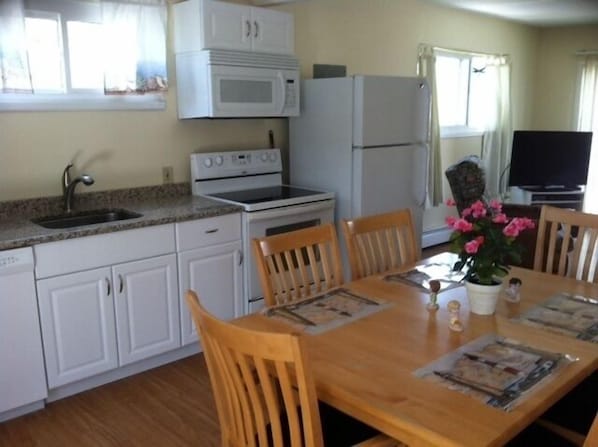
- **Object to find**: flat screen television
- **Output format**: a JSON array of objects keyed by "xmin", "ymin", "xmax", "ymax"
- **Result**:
[{"xmin": 508, "ymin": 130, "xmax": 593, "ymax": 190}]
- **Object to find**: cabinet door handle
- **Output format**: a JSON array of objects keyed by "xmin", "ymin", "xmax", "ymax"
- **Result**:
[
  {"xmin": 119, "ymin": 274, "xmax": 124, "ymax": 294},
  {"xmin": 205, "ymin": 228, "xmax": 218, "ymax": 234},
  {"xmin": 106, "ymin": 277, "xmax": 111, "ymax": 296},
  {"xmin": 238, "ymin": 249, "xmax": 243, "ymax": 266},
  {"xmin": 245, "ymin": 20, "xmax": 251, "ymax": 38},
  {"xmin": 254, "ymin": 20, "xmax": 259, "ymax": 38}
]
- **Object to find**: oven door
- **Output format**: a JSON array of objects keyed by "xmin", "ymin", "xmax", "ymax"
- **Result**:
[{"xmin": 244, "ymin": 200, "xmax": 335, "ymax": 313}]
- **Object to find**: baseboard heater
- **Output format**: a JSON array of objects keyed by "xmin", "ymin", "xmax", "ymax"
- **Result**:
[{"xmin": 422, "ymin": 226, "xmax": 452, "ymax": 248}]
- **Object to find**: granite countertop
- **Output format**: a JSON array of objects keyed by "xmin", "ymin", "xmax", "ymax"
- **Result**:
[{"xmin": 0, "ymin": 183, "xmax": 242, "ymax": 251}]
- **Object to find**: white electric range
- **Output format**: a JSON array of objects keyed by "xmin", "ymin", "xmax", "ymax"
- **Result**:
[{"xmin": 191, "ymin": 149, "xmax": 335, "ymax": 313}]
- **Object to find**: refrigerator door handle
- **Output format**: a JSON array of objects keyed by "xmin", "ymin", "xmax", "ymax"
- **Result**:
[{"xmin": 416, "ymin": 144, "xmax": 429, "ymax": 207}]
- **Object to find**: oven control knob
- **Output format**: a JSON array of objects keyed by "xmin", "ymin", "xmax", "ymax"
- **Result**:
[
  {"xmin": 215, "ymin": 155, "xmax": 223, "ymax": 166},
  {"xmin": 269, "ymin": 152, "xmax": 277, "ymax": 162},
  {"xmin": 261, "ymin": 152, "xmax": 268, "ymax": 162},
  {"xmin": 203, "ymin": 157, "xmax": 213, "ymax": 168}
]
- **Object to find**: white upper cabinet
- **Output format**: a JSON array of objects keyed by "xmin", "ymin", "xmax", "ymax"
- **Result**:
[
  {"xmin": 202, "ymin": 0, "xmax": 252, "ymax": 51},
  {"xmin": 174, "ymin": 0, "xmax": 294, "ymax": 55},
  {"xmin": 251, "ymin": 6, "xmax": 294, "ymax": 54}
]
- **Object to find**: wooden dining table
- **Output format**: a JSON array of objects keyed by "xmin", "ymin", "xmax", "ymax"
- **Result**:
[{"xmin": 234, "ymin": 253, "xmax": 598, "ymax": 447}]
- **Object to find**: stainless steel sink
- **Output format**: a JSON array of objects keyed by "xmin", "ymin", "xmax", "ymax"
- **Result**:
[{"xmin": 32, "ymin": 208, "xmax": 143, "ymax": 229}]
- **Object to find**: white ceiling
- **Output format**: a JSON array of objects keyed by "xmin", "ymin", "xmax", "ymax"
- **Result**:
[
  {"xmin": 255, "ymin": 0, "xmax": 598, "ymax": 27},
  {"xmin": 422, "ymin": 0, "xmax": 598, "ymax": 26}
]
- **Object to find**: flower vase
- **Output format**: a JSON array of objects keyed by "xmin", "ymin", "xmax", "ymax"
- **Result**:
[{"xmin": 465, "ymin": 280, "xmax": 502, "ymax": 315}]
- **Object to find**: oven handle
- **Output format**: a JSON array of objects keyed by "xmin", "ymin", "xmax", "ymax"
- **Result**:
[{"xmin": 245, "ymin": 200, "xmax": 335, "ymax": 223}]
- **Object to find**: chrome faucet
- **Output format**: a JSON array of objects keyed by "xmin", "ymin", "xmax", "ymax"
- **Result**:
[{"xmin": 62, "ymin": 163, "xmax": 94, "ymax": 213}]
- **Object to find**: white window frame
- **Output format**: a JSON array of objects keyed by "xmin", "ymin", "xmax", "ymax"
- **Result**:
[
  {"xmin": 436, "ymin": 50, "xmax": 486, "ymax": 139},
  {"xmin": 0, "ymin": 0, "xmax": 165, "ymax": 112}
]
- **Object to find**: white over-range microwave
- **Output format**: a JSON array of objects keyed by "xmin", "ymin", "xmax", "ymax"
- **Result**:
[{"xmin": 175, "ymin": 49, "xmax": 300, "ymax": 118}]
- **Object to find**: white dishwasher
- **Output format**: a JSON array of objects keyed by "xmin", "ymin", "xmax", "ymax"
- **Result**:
[{"xmin": 0, "ymin": 246, "xmax": 47, "ymax": 421}]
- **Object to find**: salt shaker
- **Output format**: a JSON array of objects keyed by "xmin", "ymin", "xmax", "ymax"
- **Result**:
[
  {"xmin": 447, "ymin": 300, "xmax": 464, "ymax": 332},
  {"xmin": 427, "ymin": 279, "xmax": 440, "ymax": 310},
  {"xmin": 505, "ymin": 277, "xmax": 522, "ymax": 303}
]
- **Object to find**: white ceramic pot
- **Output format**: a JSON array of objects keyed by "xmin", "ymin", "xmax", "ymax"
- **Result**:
[{"xmin": 465, "ymin": 280, "xmax": 502, "ymax": 315}]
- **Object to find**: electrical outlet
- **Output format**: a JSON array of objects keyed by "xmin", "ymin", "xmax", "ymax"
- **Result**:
[{"xmin": 162, "ymin": 166, "xmax": 173, "ymax": 184}]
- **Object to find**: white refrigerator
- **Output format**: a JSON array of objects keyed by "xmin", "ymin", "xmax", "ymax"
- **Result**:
[{"xmin": 289, "ymin": 75, "xmax": 430, "ymax": 275}]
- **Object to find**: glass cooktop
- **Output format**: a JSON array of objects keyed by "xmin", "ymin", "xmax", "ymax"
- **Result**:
[{"xmin": 209, "ymin": 186, "xmax": 328, "ymax": 205}]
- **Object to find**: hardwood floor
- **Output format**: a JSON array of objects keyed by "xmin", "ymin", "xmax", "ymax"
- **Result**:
[
  {"xmin": 0, "ymin": 243, "xmax": 450, "ymax": 447},
  {"xmin": 0, "ymin": 355, "xmax": 221, "ymax": 447}
]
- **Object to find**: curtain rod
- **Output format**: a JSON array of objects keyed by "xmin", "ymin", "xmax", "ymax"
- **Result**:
[
  {"xmin": 576, "ymin": 50, "xmax": 598, "ymax": 56},
  {"xmin": 419, "ymin": 43, "xmax": 508, "ymax": 59}
]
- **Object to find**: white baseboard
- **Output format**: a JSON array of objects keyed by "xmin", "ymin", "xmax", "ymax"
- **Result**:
[
  {"xmin": 47, "ymin": 343, "xmax": 200, "ymax": 402},
  {"xmin": 0, "ymin": 400, "xmax": 45, "ymax": 423},
  {"xmin": 422, "ymin": 227, "xmax": 452, "ymax": 248}
]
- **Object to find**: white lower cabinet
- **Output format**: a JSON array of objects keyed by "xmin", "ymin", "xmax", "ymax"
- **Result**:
[
  {"xmin": 178, "ymin": 241, "xmax": 242, "ymax": 345},
  {"xmin": 37, "ymin": 267, "xmax": 118, "ymax": 388},
  {"xmin": 37, "ymin": 254, "xmax": 180, "ymax": 388},
  {"xmin": 113, "ymin": 254, "xmax": 179, "ymax": 366},
  {"xmin": 176, "ymin": 213, "xmax": 243, "ymax": 346},
  {"xmin": 32, "ymin": 215, "xmax": 242, "ymax": 396},
  {"xmin": 35, "ymin": 224, "xmax": 179, "ymax": 389}
]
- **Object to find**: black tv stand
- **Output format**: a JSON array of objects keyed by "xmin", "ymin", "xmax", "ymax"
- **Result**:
[
  {"xmin": 508, "ymin": 186, "xmax": 584, "ymax": 210},
  {"xmin": 523, "ymin": 185, "xmax": 581, "ymax": 193}
]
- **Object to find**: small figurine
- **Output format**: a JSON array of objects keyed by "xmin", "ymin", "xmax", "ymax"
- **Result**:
[
  {"xmin": 505, "ymin": 277, "xmax": 522, "ymax": 303},
  {"xmin": 447, "ymin": 300, "xmax": 464, "ymax": 332},
  {"xmin": 427, "ymin": 279, "xmax": 441, "ymax": 310}
]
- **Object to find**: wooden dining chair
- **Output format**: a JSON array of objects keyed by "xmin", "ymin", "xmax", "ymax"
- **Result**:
[
  {"xmin": 535, "ymin": 412, "xmax": 598, "ymax": 447},
  {"xmin": 186, "ymin": 290, "xmax": 403, "ymax": 447},
  {"xmin": 342, "ymin": 209, "xmax": 418, "ymax": 280},
  {"xmin": 533, "ymin": 205, "xmax": 598, "ymax": 282},
  {"xmin": 252, "ymin": 223, "xmax": 344, "ymax": 306}
]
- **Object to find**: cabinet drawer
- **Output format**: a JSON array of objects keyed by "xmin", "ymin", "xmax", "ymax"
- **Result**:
[
  {"xmin": 176, "ymin": 213, "xmax": 241, "ymax": 252},
  {"xmin": 35, "ymin": 224, "xmax": 176, "ymax": 279}
]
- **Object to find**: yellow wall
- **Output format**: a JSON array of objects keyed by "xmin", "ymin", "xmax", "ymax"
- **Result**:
[
  {"xmin": 532, "ymin": 24, "xmax": 598, "ymax": 130},
  {"xmin": 278, "ymin": 0, "xmax": 539, "ymax": 128},
  {"xmin": 0, "ymin": 0, "xmax": 541, "ymax": 202}
]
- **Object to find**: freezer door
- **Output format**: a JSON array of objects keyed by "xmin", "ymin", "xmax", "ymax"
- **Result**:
[
  {"xmin": 352, "ymin": 144, "xmax": 428, "ymax": 249},
  {"xmin": 353, "ymin": 76, "xmax": 430, "ymax": 147}
]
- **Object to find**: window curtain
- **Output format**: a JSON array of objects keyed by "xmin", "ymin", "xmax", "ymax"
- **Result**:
[
  {"xmin": 0, "ymin": 0, "xmax": 167, "ymax": 95},
  {"xmin": 0, "ymin": 0, "xmax": 32, "ymax": 93},
  {"xmin": 576, "ymin": 53, "xmax": 598, "ymax": 213},
  {"xmin": 101, "ymin": 0, "xmax": 168, "ymax": 94},
  {"xmin": 480, "ymin": 55, "xmax": 512, "ymax": 200},
  {"xmin": 417, "ymin": 45, "xmax": 443, "ymax": 207}
]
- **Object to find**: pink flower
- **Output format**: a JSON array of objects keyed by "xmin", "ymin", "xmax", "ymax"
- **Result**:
[
  {"xmin": 462, "ymin": 207, "xmax": 472, "ymax": 217},
  {"xmin": 492, "ymin": 213, "xmax": 508, "ymax": 224},
  {"xmin": 470, "ymin": 200, "xmax": 487, "ymax": 218},
  {"xmin": 489, "ymin": 199, "xmax": 502, "ymax": 212},
  {"xmin": 445, "ymin": 215, "xmax": 458, "ymax": 227},
  {"xmin": 465, "ymin": 239, "xmax": 481, "ymax": 254},
  {"xmin": 512, "ymin": 217, "xmax": 535, "ymax": 230},
  {"xmin": 446, "ymin": 198, "xmax": 456, "ymax": 206},
  {"xmin": 476, "ymin": 236, "xmax": 485, "ymax": 245},
  {"xmin": 454, "ymin": 218, "xmax": 473, "ymax": 232},
  {"xmin": 503, "ymin": 221, "xmax": 520, "ymax": 237}
]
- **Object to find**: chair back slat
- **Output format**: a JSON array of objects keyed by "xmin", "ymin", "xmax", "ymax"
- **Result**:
[
  {"xmin": 585, "ymin": 413, "xmax": 598, "ymax": 447},
  {"xmin": 342, "ymin": 209, "xmax": 419, "ymax": 280},
  {"xmin": 186, "ymin": 290, "xmax": 324, "ymax": 447},
  {"xmin": 253, "ymin": 223, "xmax": 344, "ymax": 306},
  {"xmin": 534, "ymin": 205, "xmax": 598, "ymax": 282}
]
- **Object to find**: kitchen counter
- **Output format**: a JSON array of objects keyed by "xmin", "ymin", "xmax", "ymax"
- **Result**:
[{"xmin": 0, "ymin": 183, "xmax": 241, "ymax": 251}]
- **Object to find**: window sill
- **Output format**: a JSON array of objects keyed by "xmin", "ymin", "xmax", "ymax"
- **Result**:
[
  {"xmin": 440, "ymin": 126, "xmax": 485, "ymax": 139},
  {"xmin": 0, "ymin": 93, "xmax": 166, "ymax": 112}
]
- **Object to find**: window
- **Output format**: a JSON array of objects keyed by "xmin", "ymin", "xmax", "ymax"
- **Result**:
[
  {"xmin": 436, "ymin": 51, "xmax": 495, "ymax": 136},
  {"xmin": 0, "ymin": 0, "xmax": 167, "ymax": 111}
]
